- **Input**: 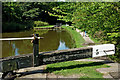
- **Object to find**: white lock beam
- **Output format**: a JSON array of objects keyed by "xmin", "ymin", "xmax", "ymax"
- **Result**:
[{"xmin": 89, "ymin": 44, "xmax": 115, "ymax": 57}]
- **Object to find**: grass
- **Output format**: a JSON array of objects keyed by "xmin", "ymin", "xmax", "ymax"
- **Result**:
[
  {"xmin": 45, "ymin": 61, "xmax": 110, "ymax": 79},
  {"xmin": 62, "ymin": 26, "xmax": 85, "ymax": 48},
  {"xmin": 34, "ymin": 25, "xmax": 54, "ymax": 28}
]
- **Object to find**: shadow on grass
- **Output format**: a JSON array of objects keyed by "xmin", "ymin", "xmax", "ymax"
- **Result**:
[{"xmin": 44, "ymin": 61, "xmax": 112, "ymax": 73}]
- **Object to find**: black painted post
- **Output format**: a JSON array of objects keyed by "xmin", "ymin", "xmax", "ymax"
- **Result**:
[{"xmin": 32, "ymin": 34, "xmax": 39, "ymax": 67}]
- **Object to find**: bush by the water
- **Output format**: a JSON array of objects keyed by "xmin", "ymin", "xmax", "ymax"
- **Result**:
[
  {"xmin": 2, "ymin": 21, "xmax": 33, "ymax": 32},
  {"xmin": 34, "ymin": 21, "xmax": 49, "ymax": 27},
  {"xmin": 3, "ymin": 22, "xmax": 25, "ymax": 32}
]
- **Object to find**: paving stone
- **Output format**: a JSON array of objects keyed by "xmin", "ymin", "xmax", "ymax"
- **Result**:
[
  {"xmin": 96, "ymin": 63, "xmax": 119, "ymax": 78},
  {"xmin": 103, "ymin": 73, "xmax": 113, "ymax": 78},
  {"xmin": 20, "ymin": 73, "xmax": 47, "ymax": 78}
]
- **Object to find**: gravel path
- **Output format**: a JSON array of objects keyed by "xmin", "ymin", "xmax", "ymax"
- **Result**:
[{"xmin": 76, "ymin": 29, "xmax": 94, "ymax": 44}]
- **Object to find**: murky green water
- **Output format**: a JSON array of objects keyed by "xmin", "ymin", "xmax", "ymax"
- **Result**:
[{"xmin": 2, "ymin": 29, "xmax": 75, "ymax": 58}]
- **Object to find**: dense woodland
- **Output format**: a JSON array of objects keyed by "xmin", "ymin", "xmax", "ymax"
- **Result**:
[
  {"xmin": 2, "ymin": 2, "xmax": 120, "ymax": 62},
  {"xmin": 2, "ymin": 2, "xmax": 65, "ymax": 32}
]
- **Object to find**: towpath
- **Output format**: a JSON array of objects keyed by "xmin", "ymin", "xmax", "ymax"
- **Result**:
[{"xmin": 76, "ymin": 29, "xmax": 94, "ymax": 44}]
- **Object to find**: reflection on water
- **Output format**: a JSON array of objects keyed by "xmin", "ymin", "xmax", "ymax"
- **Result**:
[
  {"xmin": 57, "ymin": 40, "xmax": 69, "ymax": 50},
  {"xmin": 2, "ymin": 29, "xmax": 75, "ymax": 58},
  {"xmin": 12, "ymin": 43, "xmax": 19, "ymax": 56}
]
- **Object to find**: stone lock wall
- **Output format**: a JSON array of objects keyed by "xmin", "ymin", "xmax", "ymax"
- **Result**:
[
  {"xmin": 0, "ymin": 47, "xmax": 92, "ymax": 72},
  {"xmin": 41, "ymin": 47, "xmax": 92, "ymax": 64}
]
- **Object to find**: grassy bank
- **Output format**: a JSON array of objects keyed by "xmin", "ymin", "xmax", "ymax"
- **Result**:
[
  {"xmin": 62, "ymin": 26, "xmax": 85, "ymax": 48},
  {"xmin": 45, "ymin": 61, "xmax": 110, "ymax": 78},
  {"xmin": 34, "ymin": 25, "xmax": 54, "ymax": 28}
]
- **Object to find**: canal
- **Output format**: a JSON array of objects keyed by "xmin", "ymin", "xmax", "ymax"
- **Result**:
[{"xmin": 2, "ymin": 29, "xmax": 75, "ymax": 58}]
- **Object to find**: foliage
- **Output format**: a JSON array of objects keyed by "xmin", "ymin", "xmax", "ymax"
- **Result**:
[
  {"xmin": 34, "ymin": 21, "xmax": 49, "ymax": 27},
  {"xmin": 2, "ymin": 22, "xmax": 25, "ymax": 32},
  {"xmin": 2, "ymin": 2, "xmax": 36, "ymax": 32},
  {"xmin": 73, "ymin": 2, "xmax": 120, "ymax": 62},
  {"xmin": 48, "ymin": 2, "xmax": 76, "ymax": 23},
  {"xmin": 2, "ymin": 21, "xmax": 34, "ymax": 32},
  {"xmin": 2, "ymin": 2, "xmax": 42, "ymax": 22},
  {"xmin": 45, "ymin": 61, "xmax": 110, "ymax": 78},
  {"xmin": 2, "ymin": 2, "xmax": 63, "ymax": 32}
]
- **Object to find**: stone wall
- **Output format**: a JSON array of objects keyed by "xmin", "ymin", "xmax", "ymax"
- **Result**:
[
  {"xmin": 0, "ymin": 47, "xmax": 92, "ymax": 72},
  {"xmin": 41, "ymin": 47, "xmax": 92, "ymax": 64}
]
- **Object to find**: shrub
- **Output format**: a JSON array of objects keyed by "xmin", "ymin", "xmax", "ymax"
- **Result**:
[
  {"xmin": 25, "ymin": 20, "xmax": 34, "ymax": 29},
  {"xmin": 2, "ymin": 22, "xmax": 25, "ymax": 32},
  {"xmin": 34, "ymin": 21, "xmax": 49, "ymax": 27},
  {"xmin": 2, "ymin": 21, "xmax": 34, "ymax": 32}
]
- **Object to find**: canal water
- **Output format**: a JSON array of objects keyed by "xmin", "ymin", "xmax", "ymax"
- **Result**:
[{"xmin": 2, "ymin": 29, "xmax": 75, "ymax": 58}]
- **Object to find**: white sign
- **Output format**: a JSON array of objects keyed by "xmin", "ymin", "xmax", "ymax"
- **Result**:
[{"xmin": 89, "ymin": 44, "xmax": 115, "ymax": 57}]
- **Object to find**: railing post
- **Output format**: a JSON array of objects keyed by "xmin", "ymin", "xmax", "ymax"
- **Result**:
[{"xmin": 32, "ymin": 34, "xmax": 39, "ymax": 67}]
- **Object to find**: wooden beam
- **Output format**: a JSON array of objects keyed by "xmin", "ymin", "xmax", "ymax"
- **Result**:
[{"xmin": 32, "ymin": 34, "xmax": 39, "ymax": 67}]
